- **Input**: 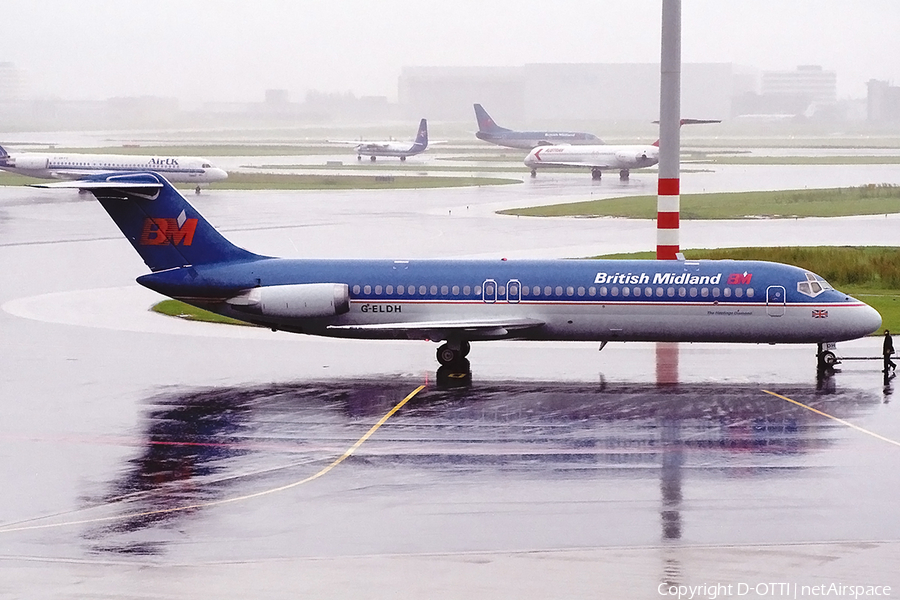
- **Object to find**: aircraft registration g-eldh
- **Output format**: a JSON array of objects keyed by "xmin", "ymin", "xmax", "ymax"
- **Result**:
[
  {"xmin": 0, "ymin": 144, "xmax": 227, "ymax": 193},
  {"xmin": 34, "ymin": 172, "xmax": 881, "ymax": 373},
  {"xmin": 342, "ymin": 118, "xmax": 429, "ymax": 162},
  {"xmin": 523, "ymin": 118, "xmax": 720, "ymax": 180}
]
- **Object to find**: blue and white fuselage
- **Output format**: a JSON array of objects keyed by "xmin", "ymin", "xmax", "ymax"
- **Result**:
[
  {"xmin": 0, "ymin": 145, "xmax": 227, "ymax": 184},
  {"xmin": 33, "ymin": 172, "xmax": 882, "ymax": 368}
]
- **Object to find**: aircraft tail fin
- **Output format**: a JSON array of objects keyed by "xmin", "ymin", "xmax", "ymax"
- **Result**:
[
  {"xmin": 410, "ymin": 118, "xmax": 428, "ymax": 151},
  {"xmin": 31, "ymin": 172, "xmax": 262, "ymax": 272},
  {"xmin": 473, "ymin": 104, "xmax": 509, "ymax": 133},
  {"xmin": 0, "ymin": 145, "xmax": 9, "ymax": 160}
]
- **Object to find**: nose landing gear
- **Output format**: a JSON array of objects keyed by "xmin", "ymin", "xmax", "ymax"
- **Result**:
[{"xmin": 435, "ymin": 341, "xmax": 472, "ymax": 387}]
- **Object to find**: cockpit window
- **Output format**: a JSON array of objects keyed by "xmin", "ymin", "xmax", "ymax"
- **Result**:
[
  {"xmin": 797, "ymin": 272, "xmax": 833, "ymax": 298},
  {"xmin": 202, "ymin": 163, "xmax": 211, "ymax": 168}
]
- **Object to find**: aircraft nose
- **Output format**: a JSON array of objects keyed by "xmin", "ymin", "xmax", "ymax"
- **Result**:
[
  {"xmin": 858, "ymin": 302, "xmax": 883, "ymax": 336},
  {"xmin": 209, "ymin": 168, "xmax": 228, "ymax": 181}
]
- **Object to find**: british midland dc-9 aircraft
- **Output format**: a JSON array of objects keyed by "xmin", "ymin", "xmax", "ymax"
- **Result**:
[
  {"xmin": 474, "ymin": 104, "xmax": 602, "ymax": 150},
  {"xmin": 340, "ymin": 118, "xmax": 429, "ymax": 162},
  {"xmin": 34, "ymin": 172, "xmax": 881, "ymax": 372},
  {"xmin": 0, "ymin": 144, "xmax": 227, "ymax": 194},
  {"xmin": 523, "ymin": 118, "xmax": 721, "ymax": 180}
]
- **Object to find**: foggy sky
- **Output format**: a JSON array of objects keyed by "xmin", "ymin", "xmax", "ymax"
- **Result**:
[{"xmin": 3, "ymin": 0, "xmax": 899, "ymax": 104}]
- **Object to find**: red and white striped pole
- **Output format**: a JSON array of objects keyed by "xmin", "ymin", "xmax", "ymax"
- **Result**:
[{"xmin": 657, "ymin": 0, "xmax": 681, "ymax": 261}]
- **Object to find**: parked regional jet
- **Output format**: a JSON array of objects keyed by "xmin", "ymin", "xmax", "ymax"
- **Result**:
[
  {"xmin": 33, "ymin": 172, "xmax": 880, "ymax": 374},
  {"xmin": 343, "ymin": 118, "xmax": 428, "ymax": 161},
  {"xmin": 0, "ymin": 144, "xmax": 227, "ymax": 193},
  {"xmin": 523, "ymin": 119, "xmax": 720, "ymax": 180},
  {"xmin": 474, "ymin": 104, "xmax": 602, "ymax": 150}
]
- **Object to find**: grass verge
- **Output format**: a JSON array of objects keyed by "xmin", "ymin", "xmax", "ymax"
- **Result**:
[{"xmin": 500, "ymin": 185, "xmax": 900, "ymax": 219}]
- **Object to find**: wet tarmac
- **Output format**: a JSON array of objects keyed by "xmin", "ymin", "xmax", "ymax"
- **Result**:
[{"xmin": 1, "ymin": 161, "xmax": 900, "ymax": 598}]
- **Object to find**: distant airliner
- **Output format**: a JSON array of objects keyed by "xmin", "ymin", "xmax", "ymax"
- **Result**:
[
  {"xmin": 474, "ymin": 104, "xmax": 602, "ymax": 150},
  {"xmin": 34, "ymin": 172, "xmax": 881, "ymax": 374},
  {"xmin": 0, "ymin": 144, "xmax": 227, "ymax": 193},
  {"xmin": 340, "ymin": 118, "xmax": 429, "ymax": 162},
  {"xmin": 524, "ymin": 119, "xmax": 720, "ymax": 180}
]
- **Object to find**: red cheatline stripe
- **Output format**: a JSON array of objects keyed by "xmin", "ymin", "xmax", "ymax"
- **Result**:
[
  {"xmin": 658, "ymin": 178, "xmax": 680, "ymax": 196},
  {"xmin": 657, "ymin": 212, "xmax": 679, "ymax": 229},
  {"xmin": 657, "ymin": 245, "xmax": 680, "ymax": 260}
]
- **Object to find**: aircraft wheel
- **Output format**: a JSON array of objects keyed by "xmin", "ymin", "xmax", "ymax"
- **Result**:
[
  {"xmin": 820, "ymin": 351, "xmax": 837, "ymax": 367},
  {"xmin": 619, "ymin": 169, "xmax": 630, "ymax": 180},
  {"xmin": 437, "ymin": 344, "xmax": 460, "ymax": 366},
  {"xmin": 400, "ymin": 156, "xmax": 406, "ymax": 162},
  {"xmin": 591, "ymin": 168, "xmax": 602, "ymax": 180},
  {"xmin": 530, "ymin": 169, "xmax": 537, "ymax": 178},
  {"xmin": 460, "ymin": 340, "xmax": 471, "ymax": 357},
  {"xmin": 357, "ymin": 155, "xmax": 362, "ymax": 161},
  {"xmin": 370, "ymin": 156, "xmax": 377, "ymax": 162}
]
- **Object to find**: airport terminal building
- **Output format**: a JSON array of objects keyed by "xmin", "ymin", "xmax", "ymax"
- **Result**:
[{"xmin": 398, "ymin": 63, "xmax": 747, "ymax": 124}]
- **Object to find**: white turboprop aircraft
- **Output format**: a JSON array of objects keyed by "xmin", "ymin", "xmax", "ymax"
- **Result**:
[
  {"xmin": 524, "ymin": 119, "xmax": 720, "ymax": 180},
  {"xmin": 334, "ymin": 119, "xmax": 429, "ymax": 162},
  {"xmin": 0, "ymin": 144, "xmax": 227, "ymax": 193}
]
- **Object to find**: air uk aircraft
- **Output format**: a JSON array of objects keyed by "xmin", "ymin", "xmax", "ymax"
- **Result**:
[
  {"xmin": 34, "ymin": 172, "xmax": 881, "ymax": 372},
  {"xmin": 0, "ymin": 144, "xmax": 227, "ymax": 193},
  {"xmin": 474, "ymin": 104, "xmax": 602, "ymax": 150},
  {"xmin": 523, "ymin": 118, "xmax": 720, "ymax": 180},
  {"xmin": 339, "ymin": 118, "xmax": 429, "ymax": 162}
]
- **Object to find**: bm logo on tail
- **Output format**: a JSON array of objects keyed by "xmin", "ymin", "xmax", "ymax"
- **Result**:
[{"xmin": 140, "ymin": 210, "xmax": 198, "ymax": 246}]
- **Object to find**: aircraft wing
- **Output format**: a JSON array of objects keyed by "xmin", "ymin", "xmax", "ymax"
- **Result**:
[
  {"xmin": 30, "ymin": 179, "xmax": 164, "ymax": 189},
  {"xmin": 327, "ymin": 317, "xmax": 544, "ymax": 340}
]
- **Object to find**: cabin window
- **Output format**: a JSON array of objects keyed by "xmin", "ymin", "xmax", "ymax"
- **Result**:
[
  {"xmin": 735, "ymin": 288, "xmax": 743, "ymax": 298},
  {"xmin": 452, "ymin": 285, "xmax": 459, "ymax": 295},
  {"xmin": 397, "ymin": 285, "xmax": 405, "ymax": 294},
  {"xmin": 441, "ymin": 285, "xmax": 449, "ymax": 295},
  {"xmin": 746, "ymin": 288, "xmax": 754, "ymax": 298},
  {"xmin": 364, "ymin": 285, "xmax": 371, "ymax": 294},
  {"xmin": 475, "ymin": 285, "xmax": 482, "ymax": 295},
  {"xmin": 577, "ymin": 286, "xmax": 585, "ymax": 297},
  {"xmin": 622, "ymin": 287, "xmax": 630, "ymax": 297},
  {"xmin": 463, "ymin": 285, "xmax": 471, "ymax": 295},
  {"xmin": 599, "ymin": 286, "xmax": 607, "ymax": 297},
  {"xmin": 589, "ymin": 286, "xmax": 596, "ymax": 296},
  {"xmin": 610, "ymin": 287, "xmax": 619, "ymax": 297},
  {"xmin": 532, "ymin": 286, "xmax": 540, "ymax": 297},
  {"xmin": 430, "ymin": 285, "xmax": 437, "ymax": 295},
  {"xmin": 712, "ymin": 288, "xmax": 720, "ymax": 298},
  {"xmin": 553, "ymin": 286, "xmax": 562, "ymax": 296},
  {"xmin": 678, "ymin": 287, "xmax": 686, "ymax": 297},
  {"xmin": 498, "ymin": 286, "xmax": 506, "ymax": 296},
  {"xmin": 701, "ymin": 287, "xmax": 709, "ymax": 297},
  {"xmin": 375, "ymin": 285, "xmax": 382, "ymax": 295},
  {"xmin": 566, "ymin": 286, "xmax": 574, "ymax": 296},
  {"xmin": 544, "ymin": 286, "xmax": 552, "ymax": 296},
  {"xmin": 689, "ymin": 288, "xmax": 698, "ymax": 298},
  {"xmin": 353, "ymin": 285, "xmax": 361, "ymax": 294},
  {"xmin": 419, "ymin": 285, "xmax": 427, "ymax": 295},
  {"xmin": 522, "ymin": 285, "xmax": 529, "ymax": 296},
  {"xmin": 667, "ymin": 287, "xmax": 675, "ymax": 298},
  {"xmin": 723, "ymin": 288, "xmax": 732, "ymax": 298}
]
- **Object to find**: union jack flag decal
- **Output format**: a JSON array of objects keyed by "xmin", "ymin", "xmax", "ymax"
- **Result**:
[{"xmin": 812, "ymin": 309, "xmax": 828, "ymax": 318}]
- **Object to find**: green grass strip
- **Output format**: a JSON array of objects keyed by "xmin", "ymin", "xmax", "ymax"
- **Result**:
[{"xmin": 501, "ymin": 185, "xmax": 900, "ymax": 219}]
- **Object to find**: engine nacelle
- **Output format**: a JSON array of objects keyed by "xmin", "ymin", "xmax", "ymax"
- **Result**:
[
  {"xmin": 12, "ymin": 155, "xmax": 50, "ymax": 170},
  {"xmin": 226, "ymin": 283, "xmax": 350, "ymax": 319},
  {"xmin": 615, "ymin": 150, "xmax": 641, "ymax": 163}
]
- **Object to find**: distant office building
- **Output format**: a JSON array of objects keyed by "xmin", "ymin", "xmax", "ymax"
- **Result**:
[
  {"xmin": 761, "ymin": 65, "xmax": 836, "ymax": 104},
  {"xmin": 0, "ymin": 62, "xmax": 24, "ymax": 103},
  {"xmin": 867, "ymin": 79, "xmax": 900, "ymax": 123},
  {"xmin": 398, "ymin": 63, "xmax": 736, "ymax": 123}
]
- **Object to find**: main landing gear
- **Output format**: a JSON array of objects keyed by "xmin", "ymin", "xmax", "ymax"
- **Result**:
[
  {"xmin": 591, "ymin": 168, "xmax": 602, "ymax": 180},
  {"xmin": 436, "ymin": 340, "xmax": 472, "ymax": 387},
  {"xmin": 370, "ymin": 155, "xmax": 377, "ymax": 162},
  {"xmin": 530, "ymin": 169, "xmax": 537, "ymax": 178},
  {"xmin": 400, "ymin": 156, "xmax": 406, "ymax": 162},
  {"xmin": 357, "ymin": 155, "xmax": 362, "ymax": 161},
  {"xmin": 619, "ymin": 169, "xmax": 630, "ymax": 180}
]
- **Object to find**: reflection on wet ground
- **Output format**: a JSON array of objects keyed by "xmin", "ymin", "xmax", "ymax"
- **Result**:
[{"xmin": 77, "ymin": 378, "xmax": 879, "ymax": 556}]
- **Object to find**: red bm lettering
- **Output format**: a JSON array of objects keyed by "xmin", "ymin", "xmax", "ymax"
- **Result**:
[
  {"xmin": 727, "ymin": 273, "xmax": 752, "ymax": 285},
  {"xmin": 139, "ymin": 218, "xmax": 198, "ymax": 246}
]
